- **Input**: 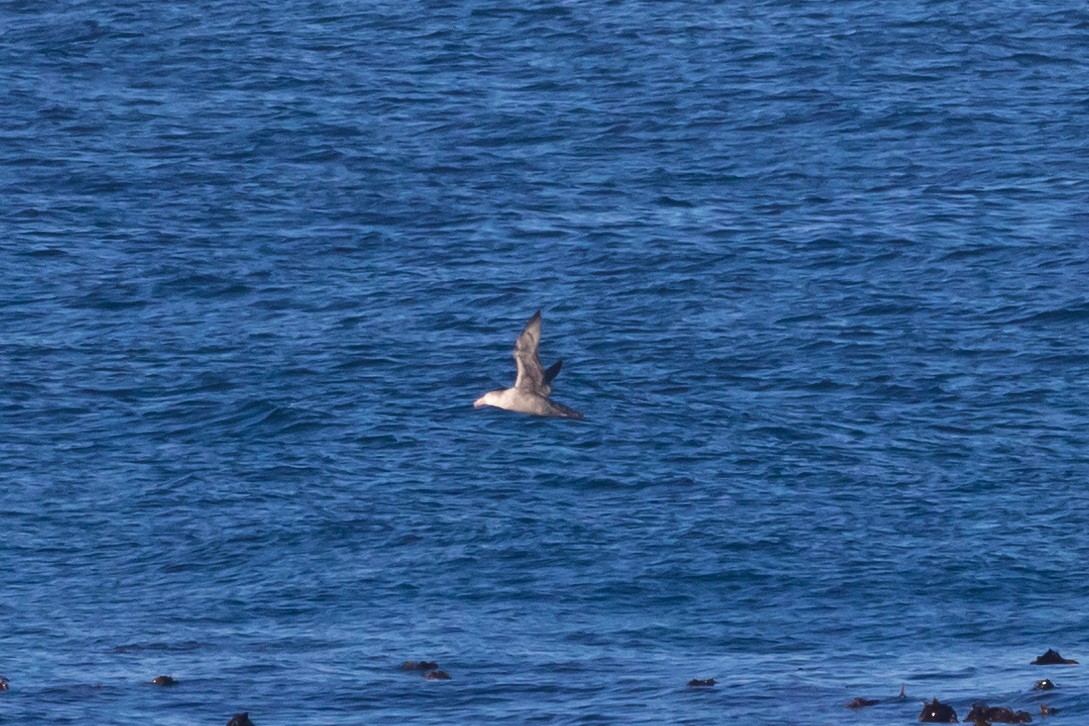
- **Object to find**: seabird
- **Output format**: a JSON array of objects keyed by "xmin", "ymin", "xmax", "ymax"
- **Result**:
[{"xmin": 474, "ymin": 311, "xmax": 583, "ymax": 419}]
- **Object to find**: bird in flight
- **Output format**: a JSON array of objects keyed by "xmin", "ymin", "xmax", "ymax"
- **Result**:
[{"xmin": 473, "ymin": 311, "xmax": 583, "ymax": 419}]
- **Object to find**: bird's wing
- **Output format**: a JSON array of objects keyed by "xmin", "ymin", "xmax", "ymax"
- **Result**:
[
  {"xmin": 513, "ymin": 310, "xmax": 547, "ymax": 394},
  {"xmin": 543, "ymin": 359, "xmax": 562, "ymax": 385}
]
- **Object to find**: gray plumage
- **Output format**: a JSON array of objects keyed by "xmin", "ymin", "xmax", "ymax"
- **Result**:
[{"xmin": 474, "ymin": 311, "xmax": 583, "ymax": 419}]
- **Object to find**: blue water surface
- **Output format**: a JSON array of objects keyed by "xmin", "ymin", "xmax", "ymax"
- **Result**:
[{"xmin": 3, "ymin": 1, "xmax": 1089, "ymax": 723}]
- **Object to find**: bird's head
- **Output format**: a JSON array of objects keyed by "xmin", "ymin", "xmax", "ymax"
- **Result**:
[{"xmin": 473, "ymin": 390, "xmax": 504, "ymax": 408}]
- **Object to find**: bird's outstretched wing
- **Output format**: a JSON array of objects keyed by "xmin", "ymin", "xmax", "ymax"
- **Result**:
[
  {"xmin": 513, "ymin": 310, "xmax": 547, "ymax": 394},
  {"xmin": 543, "ymin": 359, "xmax": 562, "ymax": 385}
]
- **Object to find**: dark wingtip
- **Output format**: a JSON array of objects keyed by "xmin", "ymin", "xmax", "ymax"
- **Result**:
[
  {"xmin": 520, "ymin": 310, "xmax": 542, "ymax": 333},
  {"xmin": 544, "ymin": 359, "xmax": 563, "ymax": 384}
]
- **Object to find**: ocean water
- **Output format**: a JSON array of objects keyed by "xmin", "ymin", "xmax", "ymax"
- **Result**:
[{"xmin": 3, "ymin": 1, "xmax": 1089, "ymax": 723}]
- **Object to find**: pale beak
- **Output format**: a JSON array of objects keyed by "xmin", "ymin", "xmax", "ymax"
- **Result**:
[{"xmin": 473, "ymin": 396, "xmax": 487, "ymax": 408}]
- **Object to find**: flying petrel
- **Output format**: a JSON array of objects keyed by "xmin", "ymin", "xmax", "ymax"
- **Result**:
[{"xmin": 473, "ymin": 311, "xmax": 583, "ymax": 419}]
